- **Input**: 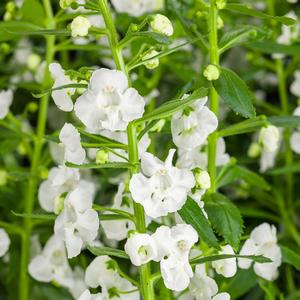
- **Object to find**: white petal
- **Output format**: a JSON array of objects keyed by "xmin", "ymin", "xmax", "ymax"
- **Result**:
[
  {"xmin": 0, "ymin": 228, "xmax": 10, "ymax": 257},
  {"xmin": 212, "ymin": 245, "xmax": 237, "ymax": 278},
  {"xmin": 121, "ymin": 88, "xmax": 145, "ymax": 122},
  {"xmin": 28, "ymin": 255, "xmax": 53, "ymax": 282},
  {"xmin": 0, "ymin": 90, "xmax": 13, "ymax": 119},
  {"xmin": 290, "ymin": 131, "xmax": 300, "ymax": 154},
  {"xmin": 238, "ymin": 238, "xmax": 257, "ymax": 269}
]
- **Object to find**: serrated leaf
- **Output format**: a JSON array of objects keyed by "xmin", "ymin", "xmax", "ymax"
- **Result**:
[
  {"xmin": 87, "ymin": 246, "xmax": 129, "ymax": 259},
  {"xmin": 190, "ymin": 254, "xmax": 271, "ymax": 265},
  {"xmin": 178, "ymin": 197, "xmax": 219, "ymax": 249},
  {"xmin": 225, "ymin": 4, "xmax": 296, "ymax": 26},
  {"xmin": 216, "ymin": 165, "xmax": 270, "ymax": 190},
  {"xmin": 281, "ymin": 245, "xmax": 300, "ymax": 271},
  {"xmin": 65, "ymin": 162, "xmax": 133, "ymax": 169},
  {"xmin": 134, "ymin": 87, "xmax": 208, "ymax": 124},
  {"xmin": 213, "ymin": 68, "xmax": 256, "ymax": 118},
  {"xmin": 204, "ymin": 193, "xmax": 244, "ymax": 249}
]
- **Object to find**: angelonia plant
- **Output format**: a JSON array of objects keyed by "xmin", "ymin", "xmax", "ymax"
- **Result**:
[{"xmin": 1, "ymin": 0, "xmax": 300, "ymax": 299}]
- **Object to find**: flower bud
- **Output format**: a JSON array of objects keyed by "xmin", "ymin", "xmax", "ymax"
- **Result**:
[
  {"xmin": 27, "ymin": 53, "xmax": 41, "ymax": 70},
  {"xmin": 194, "ymin": 168, "xmax": 211, "ymax": 190},
  {"xmin": 0, "ymin": 43, "xmax": 10, "ymax": 54},
  {"xmin": 96, "ymin": 149, "xmax": 109, "ymax": 164},
  {"xmin": 54, "ymin": 194, "xmax": 65, "ymax": 215},
  {"xmin": 203, "ymin": 64, "xmax": 220, "ymax": 81},
  {"xmin": 70, "ymin": 16, "xmax": 91, "ymax": 38},
  {"xmin": 216, "ymin": 0, "xmax": 227, "ymax": 9},
  {"xmin": 142, "ymin": 50, "xmax": 159, "ymax": 69},
  {"xmin": 17, "ymin": 143, "xmax": 27, "ymax": 156},
  {"xmin": 6, "ymin": 2, "xmax": 15, "ymax": 13},
  {"xmin": 259, "ymin": 125, "xmax": 280, "ymax": 152},
  {"xmin": 0, "ymin": 170, "xmax": 8, "ymax": 186},
  {"xmin": 59, "ymin": 0, "xmax": 76, "ymax": 9},
  {"xmin": 4, "ymin": 12, "xmax": 12, "ymax": 21},
  {"xmin": 247, "ymin": 142, "xmax": 261, "ymax": 158},
  {"xmin": 217, "ymin": 16, "xmax": 224, "ymax": 29},
  {"xmin": 150, "ymin": 14, "xmax": 174, "ymax": 36},
  {"xmin": 27, "ymin": 102, "xmax": 38, "ymax": 113}
]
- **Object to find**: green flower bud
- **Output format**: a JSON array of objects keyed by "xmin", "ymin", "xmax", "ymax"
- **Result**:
[
  {"xmin": 203, "ymin": 64, "xmax": 220, "ymax": 81},
  {"xmin": 27, "ymin": 53, "xmax": 41, "ymax": 70},
  {"xmin": 142, "ymin": 50, "xmax": 160, "ymax": 70},
  {"xmin": 96, "ymin": 149, "xmax": 109, "ymax": 164},
  {"xmin": 150, "ymin": 14, "xmax": 174, "ymax": 36},
  {"xmin": 247, "ymin": 142, "xmax": 261, "ymax": 158},
  {"xmin": 216, "ymin": 0, "xmax": 227, "ymax": 10},
  {"xmin": 194, "ymin": 168, "xmax": 211, "ymax": 190},
  {"xmin": 0, "ymin": 170, "xmax": 8, "ymax": 186}
]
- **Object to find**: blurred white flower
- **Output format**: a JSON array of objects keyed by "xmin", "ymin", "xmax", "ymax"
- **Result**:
[
  {"xmin": 290, "ymin": 106, "xmax": 300, "ymax": 154},
  {"xmin": 28, "ymin": 235, "xmax": 73, "ymax": 287},
  {"xmin": 111, "ymin": 0, "xmax": 163, "ymax": 17},
  {"xmin": 54, "ymin": 181, "xmax": 99, "ymax": 258},
  {"xmin": 171, "ymin": 97, "xmax": 218, "ymax": 150},
  {"xmin": 69, "ymin": 266, "xmax": 87, "ymax": 299},
  {"xmin": 101, "ymin": 183, "xmax": 135, "ymax": 241},
  {"xmin": 85, "ymin": 256, "xmax": 139, "ymax": 299},
  {"xmin": 71, "ymin": 16, "xmax": 91, "ymax": 37},
  {"xmin": 59, "ymin": 123, "xmax": 86, "ymax": 165},
  {"xmin": 78, "ymin": 289, "xmax": 105, "ymax": 300},
  {"xmin": 0, "ymin": 228, "xmax": 10, "ymax": 257},
  {"xmin": 212, "ymin": 245, "xmax": 237, "ymax": 278},
  {"xmin": 74, "ymin": 68, "xmax": 145, "ymax": 132},
  {"xmin": 290, "ymin": 71, "xmax": 300, "ymax": 97},
  {"xmin": 0, "ymin": 90, "xmax": 13, "ymax": 119},
  {"xmin": 38, "ymin": 165, "xmax": 80, "ymax": 212},
  {"xmin": 238, "ymin": 223, "xmax": 282, "ymax": 281},
  {"xmin": 189, "ymin": 264, "xmax": 231, "ymax": 300},
  {"xmin": 125, "ymin": 233, "xmax": 158, "ymax": 266},
  {"xmin": 129, "ymin": 149, "xmax": 195, "ymax": 218},
  {"xmin": 259, "ymin": 125, "xmax": 280, "ymax": 153},
  {"xmin": 49, "ymin": 63, "xmax": 75, "ymax": 112},
  {"xmin": 150, "ymin": 14, "xmax": 173, "ymax": 36}
]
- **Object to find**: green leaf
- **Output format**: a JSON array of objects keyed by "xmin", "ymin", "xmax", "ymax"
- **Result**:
[
  {"xmin": 122, "ymin": 31, "xmax": 171, "ymax": 46},
  {"xmin": 204, "ymin": 193, "xmax": 244, "ymax": 249},
  {"xmin": 134, "ymin": 87, "xmax": 208, "ymax": 124},
  {"xmin": 190, "ymin": 254, "xmax": 271, "ymax": 265},
  {"xmin": 225, "ymin": 4, "xmax": 296, "ymax": 26},
  {"xmin": 0, "ymin": 21, "xmax": 42, "ymax": 41},
  {"xmin": 65, "ymin": 162, "xmax": 133, "ymax": 169},
  {"xmin": 216, "ymin": 165, "xmax": 270, "ymax": 190},
  {"xmin": 213, "ymin": 68, "xmax": 256, "ymax": 118},
  {"xmin": 32, "ymin": 83, "xmax": 88, "ymax": 98},
  {"xmin": 87, "ymin": 246, "xmax": 129, "ymax": 259},
  {"xmin": 268, "ymin": 115, "xmax": 300, "ymax": 128},
  {"xmin": 178, "ymin": 197, "xmax": 219, "ymax": 249},
  {"xmin": 219, "ymin": 26, "xmax": 271, "ymax": 54},
  {"xmin": 12, "ymin": 211, "xmax": 56, "ymax": 221},
  {"xmin": 21, "ymin": 0, "xmax": 45, "ymax": 26},
  {"xmin": 267, "ymin": 162, "xmax": 300, "ymax": 175},
  {"xmin": 100, "ymin": 214, "xmax": 131, "ymax": 221},
  {"xmin": 248, "ymin": 41, "xmax": 300, "ymax": 56},
  {"xmin": 281, "ymin": 245, "xmax": 300, "ymax": 271}
]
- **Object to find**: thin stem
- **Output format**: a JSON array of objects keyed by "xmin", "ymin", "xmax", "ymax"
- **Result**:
[
  {"xmin": 98, "ymin": 2, "xmax": 154, "ymax": 299},
  {"xmin": 19, "ymin": 1, "xmax": 55, "ymax": 299},
  {"xmin": 207, "ymin": 0, "xmax": 219, "ymax": 192}
]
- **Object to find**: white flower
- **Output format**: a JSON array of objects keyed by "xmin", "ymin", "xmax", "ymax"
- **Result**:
[
  {"xmin": 71, "ymin": 16, "xmax": 91, "ymax": 37},
  {"xmin": 171, "ymin": 97, "xmax": 218, "ymax": 150},
  {"xmin": 129, "ymin": 149, "xmax": 195, "ymax": 218},
  {"xmin": 212, "ymin": 245, "xmax": 237, "ymax": 278},
  {"xmin": 152, "ymin": 224, "xmax": 198, "ymax": 291},
  {"xmin": 259, "ymin": 125, "xmax": 280, "ymax": 153},
  {"xmin": 0, "ymin": 228, "xmax": 10, "ymax": 257},
  {"xmin": 85, "ymin": 256, "xmax": 139, "ymax": 299},
  {"xmin": 78, "ymin": 290, "xmax": 105, "ymax": 300},
  {"xmin": 238, "ymin": 223, "xmax": 282, "ymax": 281},
  {"xmin": 54, "ymin": 181, "xmax": 99, "ymax": 258},
  {"xmin": 111, "ymin": 0, "xmax": 163, "ymax": 17},
  {"xmin": 161, "ymin": 254, "xmax": 193, "ymax": 291},
  {"xmin": 125, "ymin": 233, "xmax": 158, "ymax": 266},
  {"xmin": 290, "ymin": 106, "xmax": 300, "ymax": 154},
  {"xmin": 101, "ymin": 183, "xmax": 135, "ymax": 241},
  {"xmin": 150, "ymin": 14, "xmax": 174, "ymax": 36},
  {"xmin": 290, "ymin": 71, "xmax": 300, "ymax": 97},
  {"xmin": 38, "ymin": 165, "xmax": 80, "ymax": 212},
  {"xmin": 0, "ymin": 90, "xmax": 13, "ymax": 119},
  {"xmin": 287, "ymin": 0, "xmax": 298, "ymax": 3},
  {"xmin": 59, "ymin": 123, "xmax": 86, "ymax": 165},
  {"xmin": 259, "ymin": 149, "xmax": 278, "ymax": 173},
  {"xmin": 28, "ymin": 235, "xmax": 73, "ymax": 287},
  {"xmin": 69, "ymin": 266, "xmax": 87, "ymax": 299},
  {"xmin": 49, "ymin": 63, "xmax": 75, "ymax": 112},
  {"xmin": 74, "ymin": 68, "xmax": 145, "ymax": 132}
]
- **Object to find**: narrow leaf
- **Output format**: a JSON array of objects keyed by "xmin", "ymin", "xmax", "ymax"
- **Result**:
[
  {"xmin": 225, "ymin": 4, "xmax": 296, "ymax": 26},
  {"xmin": 248, "ymin": 41, "xmax": 300, "ymax": 56},
  {"xmin": 178, "ymin": 197, "xmax": 219, "ymax": 249},
  {"xmin": 87, "ymin": 246, "xmax": 129, "ymax": 259},
  {"xmin": 267, "ymin": 162, "xmax": 300, "ymax": 175},
  {"xmin": 134, "ymin": 87, "xmax": 208, "ymax": 124},
  {"xmin": 65, "ymin": 162, "xmax": 133, "ymax": 169},
  {"xmin": 281, "ymin": 245, "xmax": 300, "ymax": 271},
  {"xmin": 204, "ymin": 193, "xmax": 244, "ymax": 249},
  {"xmin": 268, "ymin": 115, "xmax": 300, "ymax": 128},
  {"xmin": 213, "ymin": 68, "xmax": 256, "ymax": 118},
  {"xmin": 12, "ymin": 211, "xmax": 55, "ymax": 220}
]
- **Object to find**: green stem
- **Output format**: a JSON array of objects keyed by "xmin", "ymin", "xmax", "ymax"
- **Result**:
[
  {"xmin": 208, "ymin": 0, "xmax": 219, "ymax": 192},
  {"xmin": 98, "ymin": 1, "xmax": 153, "ymax": 299},
  {"xmin": 19, "ymin": 1, "xmax": 55, "ymax": 299}
]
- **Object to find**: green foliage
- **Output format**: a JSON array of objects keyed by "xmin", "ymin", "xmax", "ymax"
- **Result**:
[
  {"xmin": 213, "ymin": 68, "xmax": 256, "ymax": 118},
  {"xmin": 204, "ymin": 193, "xmax": 244, "ymax": 249}
]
